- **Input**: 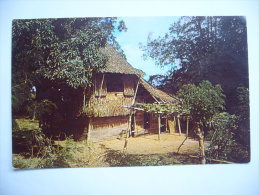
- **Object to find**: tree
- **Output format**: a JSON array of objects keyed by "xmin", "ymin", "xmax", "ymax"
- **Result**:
[
  {"xmin": 235, "ymin": 86, "xmax": 250, "ymax": 149},
  {"xmin": 177, "ymin": 80, "xmax": 225, "ymax": 129},
  {"xmin": 206, "ymin": 112, "xmax": 249, "ymax": 163},
  {"xmin": 141, "ymin": 15, "xmax": 250, "ymax": 162},
  {"xmin": 140, "ymin": 16, "xmax": 248, "ymax": 113},
  {"xmin": 208, "ymin": 112, "xmax": 238, "ymax": 161},
  {"xmin": 12, "ymin": 17, "xmax": 127, "ymax": 136},
  {"xmin": 176, "ymin": 80, "xmax": 226, "ymax": 163}
]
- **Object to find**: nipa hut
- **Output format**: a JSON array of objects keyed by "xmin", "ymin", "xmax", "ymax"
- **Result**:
[{"xmin": 79, "ymin": 45, "xmax": 179, "ymax": 142}]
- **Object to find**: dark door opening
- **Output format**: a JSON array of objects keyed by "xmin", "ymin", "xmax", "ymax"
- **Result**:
[
  {"xmin": 144, "ymin": 112, "xmax": 150, "ymax": 129},
  {"xmin": 161, "ymin": 118, "xmax": 167, "ymax": 132},
  {"xmin": 131, "ymin": 114, "xmax": 135, "ymax": 137}
]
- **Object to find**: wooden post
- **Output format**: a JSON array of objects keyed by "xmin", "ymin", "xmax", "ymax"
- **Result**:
[
  {"xmin": 87, "ymin": 117, "xmax": 92, "ymax": 142},
  {"xmin": 123, "ymin": 110, "xmax": 133, "ymax": 154},
  {"xmin": 158, "ymin": 113, "xmax": 161, "ymax": 140},
  {"xmin": 132, "ymin": 79, "xmax": 140, "ymax": 105},
  {"xmin": 133, "ymin": 111, "xmax": 136, "ymax": 135},
  {"xmin": 123, "ymin": 78, "xmax": 140, "ymax": 153},
  {"xmin": 99, "ymin": 74, "xmax": 105, "ymax": 98},
  {"xmin": 173, "ymin": 115, "xmax": 177, "ymax": 133},
  {"xmin": 177, "ymin": 115, "xmax": 182, "ymax": 136},
  {"xmin": 165, "ymin": 115, "xmax": 168, "ymax": 132},
  {"xmin": 186, "ymin": 116, "xmax": 190, "ymax": 138}
]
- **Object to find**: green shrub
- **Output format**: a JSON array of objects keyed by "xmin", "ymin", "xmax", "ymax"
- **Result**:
[
  {"xmin": 206, "ymin": 112, "xmax": 249, "ymax": 163},
  {"xmin": 13, "ymin": 154, "xmax": 40, "ymax": 169},
  {"xmin": 12, "ymin": 128, "xmax": 52, "ymax": 157},
  {"xmin": 36, "ymin": 136, "xmax": 84, "ymax": 168}
]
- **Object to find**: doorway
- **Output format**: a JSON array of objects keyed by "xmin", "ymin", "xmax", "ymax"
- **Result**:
[{"xmin": 144, "ymin": 112, "xmax": 150, "ymax": 129}]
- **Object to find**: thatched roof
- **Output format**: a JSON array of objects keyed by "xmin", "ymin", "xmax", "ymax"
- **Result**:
[
  {"xmin": 99, "ymin": 45, "xmax": 144, "ymax": 76},
  {"xmin": 139, "ymin": 77, "xmax": 178, "ymax": 104},
  {"xmin": 99, "ymin": 45, "xmax": 177, "ymax": 104}
]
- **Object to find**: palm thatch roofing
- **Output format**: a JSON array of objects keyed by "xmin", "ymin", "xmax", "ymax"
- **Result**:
[
  {"xmin": 99, "ymin": 45, "xmax": 144, "ymax": 76},
  {"xmin": 139, "ymin": 77, "xmax": 178, "ymax": 104},
  {"xmin": 98, "ymin": 44, "xmax": 178, "ymax": 104}
]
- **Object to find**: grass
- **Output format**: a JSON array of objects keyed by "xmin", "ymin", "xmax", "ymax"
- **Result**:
[
  {"xmin": 12, "ymin": 119, "xmax": 202, "ymax": 169},
  {"xmin": 105, "ymin": 150, "xmax": 199, "ymax": 167},
  {"xmin": 15, "ymin": 118, "xmax": 39, "ymax": 130}
]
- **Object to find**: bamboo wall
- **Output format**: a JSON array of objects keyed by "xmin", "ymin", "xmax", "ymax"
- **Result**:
[
  {"xmin": 88, "ymin": 116, "xmax": 128, "ymax": 142},
  {"xmin": 85, "ymin": 73, "xmax": 137, "ymax": 118},
  {"xmin": 135, "ymin": 111, "xmax": 144, "ymax": 130},
  {"xmin": 87, "ymin": 112, "xmax": 161, "ymax": 142},
  {"xmin": 86, "ymin": 93, "xmax": 133, "ymax": 117},
  {"xmin": 134, "ymin": 111, "xmax": 159, "ymax": 135}
]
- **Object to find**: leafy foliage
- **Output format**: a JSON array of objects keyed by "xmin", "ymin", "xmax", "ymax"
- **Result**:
[
  {"xmin": 13, "ymin": 155, "xmax": 40, "ymax": 169},
  {"xmin": 12, "ymin": 17, "xmax": 127, "ymax": 134},
  {"xmin": 141, "ymin": 16, "xmax": 248, "ymax": 113},
  {"xmin": 206, "ymin": 112, "xmax": 249, "ymax": 163},
  {"xmin": 177, "ymin": 80, "xmax": 225, "ymax": 125},
  {"xmin": 12, "ymin": 127, "xmax": 52, "ymax": 158},
  {"xmin": 235, "ymin": 86, "xmax": 250, "ymax": 148},
  {"xmin": 133, "ymin": 102, "xmax": 179, "ymax": 114},
  {"xmin": 12, "ymin": 18, "xmax": 125, "ymax": 88},
  {"xmin": 27, "ymin": 99, "xmax": 57, "ymax": 121},
  {"xmin": 36, "ymin": 136, "xmax": 83, "ymax": 168},
  {"xmin": 141, "ymin": 16, "xmax": 250, "ymax": 163}
]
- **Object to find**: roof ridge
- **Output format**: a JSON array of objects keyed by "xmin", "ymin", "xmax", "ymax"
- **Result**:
[{"xmin": 99, "ymin": 44, "xmax": 144, "ymax": 76}]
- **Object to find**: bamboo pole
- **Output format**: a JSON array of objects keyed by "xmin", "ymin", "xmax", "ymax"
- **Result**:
[
  {"xmin": 123, "ymin": 78, "xmax": 140, "ymax": 153},
  {"xmin": 123, "ymin": 110, "xmax": 133, "ymax": 154},
  {"xmin": 165, "ymin": 115, "xmax": 168, "ymax": 132},
  {"xmin": 99, "ymin": 74, "xmax": 105, "ymax": 98},
  {"xmin": 129, "ymin": 114, "xmax": 132, "ymax": 137},
  {"xmin": 87, "ymin": 118, "xmax": 92, "ymax": 142},
  {"xmin": 186, "ymin": 116, "xmax": 190, "ymax": 137},
  {"xmin": 177, "ymin": 115, "xmax": 182, "ymax": 136},
  {"xmin": 189, "ymin": 155, "xmax": 234, "ymax": 164},
  {"xmin": 133, "ymin": 112, "xmax": 136, "ymax": 136},
  {"xmin": 158, "ymin": 113, "xmax": 161, "ymax": 140},
  {"xmin": 173, "ymin": 115, "xmax": 177, "ymax": 133},
  {"xmin": 132, "ymin": 79, "xmax": 140, "ymax": 105},
  {"xmin": 177, "ymin": 136, "xmax": 188, "ymax": 153}
]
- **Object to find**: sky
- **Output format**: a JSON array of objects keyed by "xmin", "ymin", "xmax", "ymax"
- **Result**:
[{"xmin": 114, "ymin": 16, "xmax": 180, "ymax": 80}]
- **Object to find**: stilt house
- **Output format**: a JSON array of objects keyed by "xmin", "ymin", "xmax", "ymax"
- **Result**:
[{"xmin": 81, "ymin": 45, "xmax": 178, "ymax": 142}]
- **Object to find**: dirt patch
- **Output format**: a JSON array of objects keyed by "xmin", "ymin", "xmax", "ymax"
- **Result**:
[{"xmin": 98, "ymin": 133, "xmax": 202, "ymax": 156}]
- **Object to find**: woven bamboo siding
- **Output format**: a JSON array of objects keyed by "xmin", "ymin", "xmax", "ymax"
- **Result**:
[
  {"xmin": 94, "ymin": 74, "xmax": 107, "ymax": 97},
  {"xmin": 150, "ymin": 113, "xmax": 159, "ymax": 134},
  {"xmin": 134, "ymin": 111, "xmax": 159, "ymax": 135},
  {"xmin": 86, "ymin": 94, "xmax": 133, "ymax": 117},
  {"xmin": 89, "ymin": 116, "xmax": 128, "ymax": 142},
  {"xmin": 135, "ymin": 111, "xmax": 144, "ymax": 130},
  {"xmin": 123, "ymin": 75, "xmax": 135, "ymax": 96}
]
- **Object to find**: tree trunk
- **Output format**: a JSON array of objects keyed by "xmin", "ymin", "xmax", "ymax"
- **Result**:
[
  {"xmin": 83, "ymin": 86, "xmax": 86, "ymax": 112},
  {"xmin": 196, "ymin": 127, "xmax": 206, "ymax": 164}
]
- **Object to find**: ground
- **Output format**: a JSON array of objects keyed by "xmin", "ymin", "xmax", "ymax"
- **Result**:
[
  {"xmin": 13, "ymin": 119, "xmax": 208, "ymax": 168},
  {"xmin": 93, "ymin": 133, "xmax": 206, "ymax": 166},
  {"xmin": 99, "ymin": 133, "xmax": 201, "ymax": 156}
]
